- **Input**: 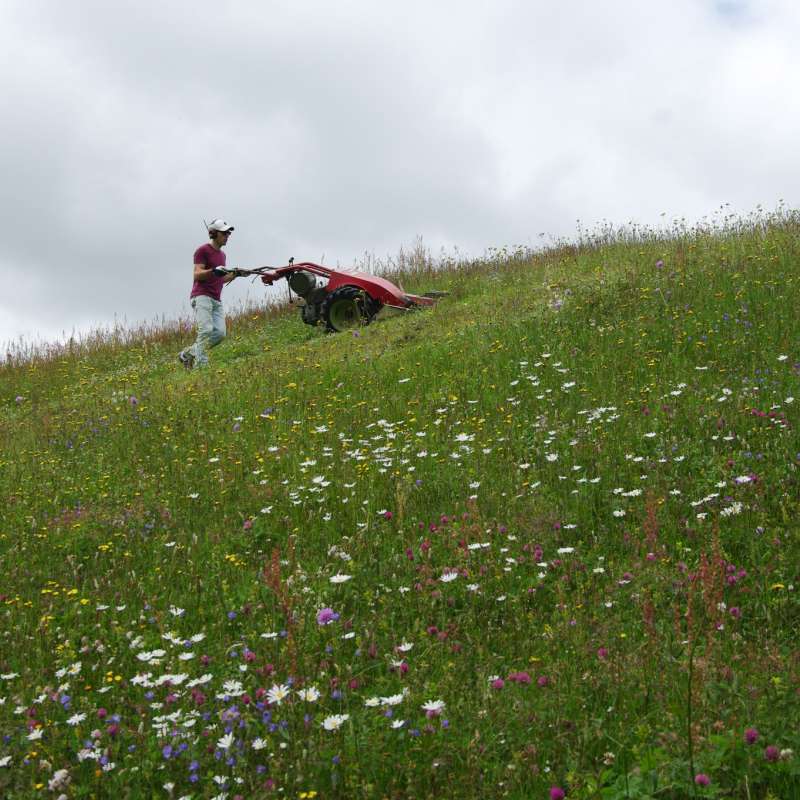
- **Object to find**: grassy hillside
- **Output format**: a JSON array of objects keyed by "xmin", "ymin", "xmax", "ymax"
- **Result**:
[{"xmin": 1, "ymin": 214, "xmax": 799, "ymax": 799}]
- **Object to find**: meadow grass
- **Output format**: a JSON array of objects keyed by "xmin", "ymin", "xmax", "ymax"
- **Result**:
[{"xmin": 1, "ymin": 211, "xmax": 799, "ymax": 799}]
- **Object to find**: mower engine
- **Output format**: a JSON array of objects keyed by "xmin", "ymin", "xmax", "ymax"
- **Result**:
[{"xmin": 287, "ymin": 270, "xmax": 328, "ymax": 326}]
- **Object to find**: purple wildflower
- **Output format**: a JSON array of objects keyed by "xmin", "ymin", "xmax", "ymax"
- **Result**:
[
  {"xmin": 764, "ymin": 745, "xmax": 779, "ymax": 762},
  {"xmin": 316, "ymin": 607, "xmax": 339, "ymax": 625}
]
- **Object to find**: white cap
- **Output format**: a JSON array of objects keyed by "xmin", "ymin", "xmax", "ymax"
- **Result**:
[{"xmin": 207, "ymin": 218, "xmax": 235, "ymax": 233}]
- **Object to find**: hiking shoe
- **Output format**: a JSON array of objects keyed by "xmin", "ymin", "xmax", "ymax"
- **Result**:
[{"xmin": 178, "ymin": 350, "xmax": 194, "ymax": 370}]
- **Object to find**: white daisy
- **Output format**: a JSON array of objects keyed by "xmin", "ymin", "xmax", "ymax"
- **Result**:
[
  {"xmin": 321, "ymin": 713, "xmax": 349, "ymax": 731},
  {"xmin": 137, "ymin": 649, "xmax": 166, "ymax": 663},
  {"xmin": 216, "ymin": 731, "xmax": 234, "ymax": 751},
  {"xmin": 220, "ymin": 680, "xmax": 244, "ymax": 697},
  {"xmin": 267, "ymin": 683, "xmax": 291, "ymax": 705}
]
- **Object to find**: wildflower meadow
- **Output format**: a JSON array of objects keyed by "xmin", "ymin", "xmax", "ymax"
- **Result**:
[{"xmin": 1, "ymin": 209, "xmax": 799, "ymax": 798}]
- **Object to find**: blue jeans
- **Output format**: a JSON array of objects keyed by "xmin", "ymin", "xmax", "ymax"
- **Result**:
[{"xmin": 187, "ymin": 295, "xmax": 226, "ymax": 367}]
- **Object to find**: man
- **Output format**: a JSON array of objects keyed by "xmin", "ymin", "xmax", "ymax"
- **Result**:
[{"xmin": 179, "ymin": 218, "xmax": 244, "ymax": 369}]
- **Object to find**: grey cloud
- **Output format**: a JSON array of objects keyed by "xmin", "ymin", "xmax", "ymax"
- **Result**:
[{"xmin": 1, "ymin": 0, "xmax": 799, "ymax": 346}]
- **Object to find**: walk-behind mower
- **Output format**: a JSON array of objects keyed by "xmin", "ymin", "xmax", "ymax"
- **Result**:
[{"xmin": 226, "ymin": 261, "xmax": 447, "ymax": 332}]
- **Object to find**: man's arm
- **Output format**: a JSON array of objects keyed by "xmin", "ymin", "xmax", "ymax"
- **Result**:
[
  {"xmin": 193, "ymin": 263, "xmax": 241, "ymax": 283},
  {"xmin": 193, "ymin": 263, "xmax": 215, "ymax": 282}
]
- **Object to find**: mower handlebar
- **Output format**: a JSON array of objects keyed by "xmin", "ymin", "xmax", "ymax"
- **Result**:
[
  {"xmin": 233, "ymin": 262, "xmax": 337, "ymax": 286},
  {"xmin": 213, "ymin": 265, "xmax": 285, "ymax": 283}
]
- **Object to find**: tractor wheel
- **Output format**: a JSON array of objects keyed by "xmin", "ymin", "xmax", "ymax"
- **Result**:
[{"xmin": 321, "ymin": 286, "xmax": 377, "ymax": 332}]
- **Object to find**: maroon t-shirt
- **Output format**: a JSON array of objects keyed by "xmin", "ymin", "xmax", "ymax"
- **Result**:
[{"xmin": 190, "ymin": 244, "xmax": 227, "ymax": 301}]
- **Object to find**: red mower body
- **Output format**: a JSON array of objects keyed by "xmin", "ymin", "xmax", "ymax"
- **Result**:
[
  {"xmin": 259, "ymin": 262, "xmax": 435, "ymax": 309},
  {"xmin": 252, "ymin": 261, "xmax": 444, "ymax": 332}
]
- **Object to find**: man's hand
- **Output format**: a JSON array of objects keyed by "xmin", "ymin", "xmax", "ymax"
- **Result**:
[{"xmin": 211, "ymin": 267, "xmax": 248, "ymax": 279}]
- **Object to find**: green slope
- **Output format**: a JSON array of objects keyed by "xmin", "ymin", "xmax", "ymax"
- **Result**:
[{"xmin": 1, "ymin": 215, "xmax": 799, "ymax": 798}]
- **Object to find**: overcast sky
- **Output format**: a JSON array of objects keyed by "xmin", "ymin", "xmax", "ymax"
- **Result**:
[{"xmin": 2, "ymin": 0, "xmax": 798, "ymax": 350}]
